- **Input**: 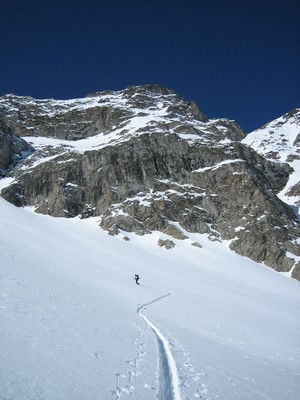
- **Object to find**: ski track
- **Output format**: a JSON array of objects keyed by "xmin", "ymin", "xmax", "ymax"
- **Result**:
[{"xmin": 137, "ymin": 292, "xmax": 181, "ymax": 400}]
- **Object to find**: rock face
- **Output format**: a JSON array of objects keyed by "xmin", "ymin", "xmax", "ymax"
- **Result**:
[
  {"xmin": 0, "ymin": 120, "xmax": 34, "ymax": 177},
  {"xmin": 0, "ymin": 85, "xmax": 299, "ymax": 278}
]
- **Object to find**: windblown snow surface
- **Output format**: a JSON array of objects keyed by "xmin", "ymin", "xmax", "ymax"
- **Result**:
[{"xmin": 1, "ymin": 197, "xmax": 300, "ymax": 400}]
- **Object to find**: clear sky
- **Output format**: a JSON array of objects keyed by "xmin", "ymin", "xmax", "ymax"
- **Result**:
[{"xmin": 0, "ymin": 0, "xmax": 299, "ymax": 132}]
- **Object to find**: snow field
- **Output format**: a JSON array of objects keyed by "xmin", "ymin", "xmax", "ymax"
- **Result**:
[{"xmin": 1, "ymin": 198, "xmax": 300, "ymax": 400}]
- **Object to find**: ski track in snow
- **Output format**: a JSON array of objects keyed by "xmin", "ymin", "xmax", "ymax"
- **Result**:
[{"xmin": 137, "ymin": 292, "xmax": 181, "ymax": 400}]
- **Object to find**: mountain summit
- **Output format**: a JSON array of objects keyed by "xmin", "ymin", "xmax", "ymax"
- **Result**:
[{"xmin": 0, "ymin": 85, "xmax": 299, "ymax": 278}]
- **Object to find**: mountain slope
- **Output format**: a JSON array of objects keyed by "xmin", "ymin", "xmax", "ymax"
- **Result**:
[
  {"xmin": 0, "ymin": 85, "xmax": 299, "ymax": 277},
  {"xmin": 243, "ymin": 108, "xmax": 300, "ymax": 215},
  {"xmin": 242, "ymin": 108, "xmax": 300, "ymax": 278},
  {"xmin": 1, "ymin": 197, "xmax": 300, "ymax": 400}
]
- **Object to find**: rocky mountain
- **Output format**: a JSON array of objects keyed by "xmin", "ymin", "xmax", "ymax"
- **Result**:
[
  {"xmin": 0, "ymin": 119, "xmax": 34, "ymax": 177},
  {"xmin": 0, "ymin": 85, "xmax": 299, "ymax": 279}
]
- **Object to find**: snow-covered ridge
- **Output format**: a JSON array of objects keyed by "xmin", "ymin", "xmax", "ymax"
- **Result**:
[
  {"xmin": 0, "ymin": 87, "xmax": 181, "ymax": 118},
  {"xmin": 0, "ymin": 85, "xmax": 244, "ymax": 149},
  {"xmin": 243, "ymin": 108, "xmax": 300, "ymax": 215},
  {"xmin": 243, "ymin": 108, "xmax": 300, "ymax": 162}
]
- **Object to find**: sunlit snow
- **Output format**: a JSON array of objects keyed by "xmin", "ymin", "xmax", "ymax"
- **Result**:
[{"xmin": 1, "ymin": 198, "xmax": 300, "ymax": 400}]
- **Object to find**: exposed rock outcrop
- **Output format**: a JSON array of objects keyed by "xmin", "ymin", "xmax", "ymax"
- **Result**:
[{"xmin": 0, "ymin": 120, "xmax": 34, "ymax": 177}]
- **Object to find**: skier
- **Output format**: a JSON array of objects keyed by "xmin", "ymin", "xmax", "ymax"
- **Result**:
[{"xmin": 134, "ymin": 274, "xmax": 140, "ymax": 285}]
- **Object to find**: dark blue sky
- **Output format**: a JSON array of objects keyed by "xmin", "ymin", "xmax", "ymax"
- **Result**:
[{"xmin": 0, "ymin": 0, "xmax": 299, "ymax": 132}]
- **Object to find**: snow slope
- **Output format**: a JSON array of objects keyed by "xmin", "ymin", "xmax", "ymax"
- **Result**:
[
  {"xmin": 1, "ymin": 198, "xmax": 300, "ymax": 400},
  {"xmin": 242, "ymin": 109, "xmax": 300, "ymax": 215}
]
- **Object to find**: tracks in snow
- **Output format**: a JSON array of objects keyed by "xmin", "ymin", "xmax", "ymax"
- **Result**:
[{"xmin": 137, "ymin": 292, "xmax": 181, "ymax": 400}]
